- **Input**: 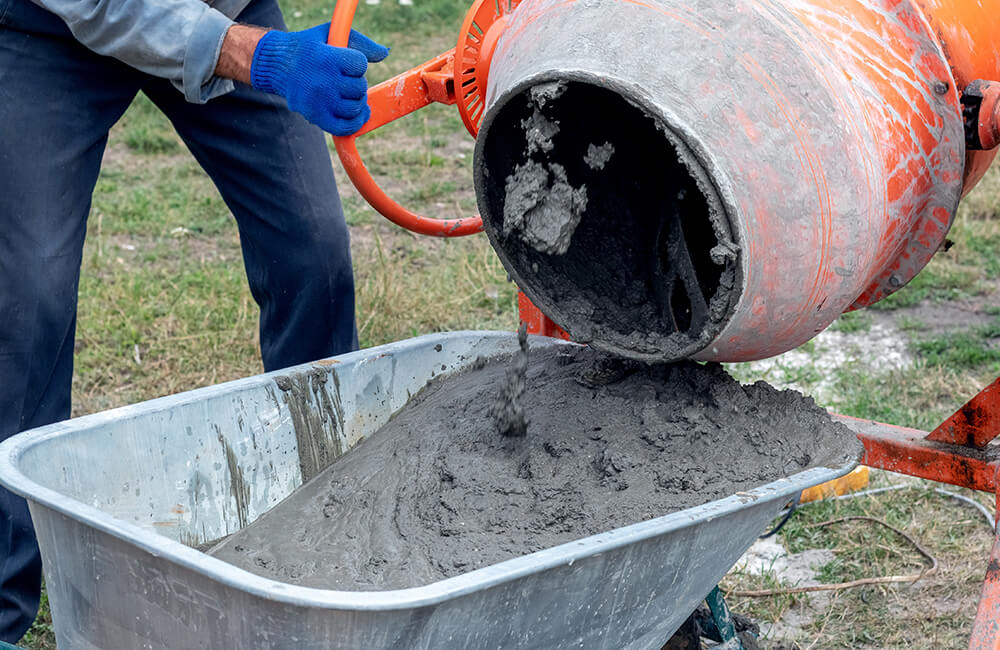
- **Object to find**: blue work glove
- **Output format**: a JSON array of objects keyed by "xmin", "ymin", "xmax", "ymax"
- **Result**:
[{"xmin": 250, "ymin": 23, "xmax": 389, "ymax": 136}]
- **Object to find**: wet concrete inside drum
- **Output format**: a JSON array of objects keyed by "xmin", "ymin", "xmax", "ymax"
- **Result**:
[{"xmin": 476, "ymin": 81, "xmax": 740, "ymax": 362}]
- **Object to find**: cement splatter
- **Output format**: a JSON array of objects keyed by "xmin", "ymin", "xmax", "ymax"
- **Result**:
[
  {"xmin": 274, "ymin": 368, "xmax": 346, "ymax": 483},
  {"xmin": 527, "ymin": 81, "xmax": 566, "ymax": 108},
  {"xmin": 216, "ymin": 427, "xmax": 251, "ymax": 530},
  {"xmin": 521, "ymin": 110, "xmax": 559, "ymax": 155}
]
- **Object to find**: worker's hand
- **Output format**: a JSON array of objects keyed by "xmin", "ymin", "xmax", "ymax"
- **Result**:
[{"xmin": 250, "ymin": 23, "xmax": 389, "ymax": 136}]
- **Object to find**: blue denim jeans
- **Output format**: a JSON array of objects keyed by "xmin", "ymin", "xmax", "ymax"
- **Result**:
[{"xmin": 0, "ymin": 0, "xmax": 357, "ymax": 640}]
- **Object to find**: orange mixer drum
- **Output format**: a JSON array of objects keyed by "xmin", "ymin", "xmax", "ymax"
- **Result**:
[{"xmin": 473, "ymin": 0, "xmax": 1000, "ymax": 362}]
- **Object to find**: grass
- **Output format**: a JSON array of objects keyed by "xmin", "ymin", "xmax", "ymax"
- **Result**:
[
  {"xmin": 724, "ymin": 477, "xmax": 994, "ymax": 648},
  {"xmin": 15, "ymin": 0, "xmax": 1000, "ymax": 646},
  {"xmin": 828, "ymin": 309, "xmax": 873, "ymax": 334}
]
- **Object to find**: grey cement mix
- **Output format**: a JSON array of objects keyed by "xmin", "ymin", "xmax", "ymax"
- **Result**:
[
  {"xmin": 501, "ymin": 86, "xmax": 589, "ymax": 257},
  {"xmin": 487, "ymin": 323, "xmax": 530, "ymax": 437},
  {"xmin": 210, "ymin": 344, "xmax": 861, "ymax": 591}
]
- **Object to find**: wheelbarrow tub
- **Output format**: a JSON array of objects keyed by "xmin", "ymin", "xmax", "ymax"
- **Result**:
[{"xmin": 0, "ymin": 331, "xmax": 858, "ymax": 649}]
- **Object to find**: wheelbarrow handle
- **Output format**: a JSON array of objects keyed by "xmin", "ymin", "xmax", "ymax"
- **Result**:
[{"xmin": 327, "ymin": 1, "xmax": 484, "ymax": 237}]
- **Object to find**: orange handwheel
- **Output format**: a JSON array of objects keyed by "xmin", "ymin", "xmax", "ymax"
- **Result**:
[{"xmin": 327, "ymin": 0, "xmax": 520, "ymax": 237}]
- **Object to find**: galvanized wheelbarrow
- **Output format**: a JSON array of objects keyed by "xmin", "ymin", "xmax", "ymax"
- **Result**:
[{"xmin": 0, "ymin": 332, "xmax": 858, "ymax": 649}]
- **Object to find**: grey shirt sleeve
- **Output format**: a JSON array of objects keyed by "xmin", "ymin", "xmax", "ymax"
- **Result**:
[{"xmin": 31, "ymin": 0, "xmax": 236, "ymax": 103}]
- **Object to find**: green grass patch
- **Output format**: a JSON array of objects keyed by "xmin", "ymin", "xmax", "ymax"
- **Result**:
[
  {"xmin": 830, "ymin": 362, "xmax": 991, "ymax": 431},
  {"xmin": 724, "ymin": 473, "xmax": 994, "ymax": 649},
  {"xmin": 829, "ymin": 310, "xmax": 873, "ymax": 333},
  {"xmin": 93, "ymin": 163, "xmax": 232, "ymax": 237},
  {"xmin": 120, "ymin": 94, "xmax": 182, "ymax": 155},
  {"xmin": 20, "ymin": 589, "xmax": 54, "ymax": 649},
  {"xmin": 353, "ymin": 233, "xmax": 516, "ymax": 349},
  {"xmin": 914, "ymin": 332, "xmax": 1000, "ymax": 370}
]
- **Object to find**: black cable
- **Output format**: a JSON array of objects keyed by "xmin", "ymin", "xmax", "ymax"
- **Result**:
[{"xmin": 759, "ymin": 499, "xmax": 798, "ymax": 539}]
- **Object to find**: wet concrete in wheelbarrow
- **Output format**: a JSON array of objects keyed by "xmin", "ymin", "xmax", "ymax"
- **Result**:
[{"xmin": 211, "ymin": 343, "xmax": 861, "ymax": 591}]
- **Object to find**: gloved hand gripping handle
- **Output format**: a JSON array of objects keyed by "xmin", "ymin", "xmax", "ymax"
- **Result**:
[{"xmin": 328, "ymin": 0, "xmax": 484, "ymax": 237}]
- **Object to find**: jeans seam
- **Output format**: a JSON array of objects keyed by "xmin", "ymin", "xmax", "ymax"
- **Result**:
[{"xmin": 0, "ymin": 0, "xmax": 12, "ymax": 26}]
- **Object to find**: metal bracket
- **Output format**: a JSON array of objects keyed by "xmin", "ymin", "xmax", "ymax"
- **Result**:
[
  {"xmin": 962, "ymin": 80, "xmax": 1000, "ymax": 150},
  {"xmin": 704, "ymin": 586, "xmax": 745, "ymax": 649}
]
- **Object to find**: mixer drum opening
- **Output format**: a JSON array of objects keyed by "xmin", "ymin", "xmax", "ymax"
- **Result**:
[{"xmin": 475, "ymin": 80, "xmax": 740, "ymax": 361}]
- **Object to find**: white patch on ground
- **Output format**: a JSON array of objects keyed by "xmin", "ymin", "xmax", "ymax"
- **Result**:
[
  {"xmin": 741, "ymin": 321, "xmax": 912, "ymax": 403},
  {"xmin": 734, "ymin": 537, "xmax": 837, "ymax": 645},
  {"xmin": 736, "ymin": 537, "xmax": 833, "ymax": 583}
]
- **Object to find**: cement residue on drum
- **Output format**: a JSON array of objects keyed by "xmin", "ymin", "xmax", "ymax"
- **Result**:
[
  {"xmin": 520, "ymin": 110, "xmax": 559, "ymax": 155},
  {"xmin": 584, "ymin": 142, "xmax": 615, "ymax": 170},
  {"xmin": 502, "ymin": 160, "xmax": 588, "ymax": 256},
  {"xmin": 211, "ymin": 346, "xmax": 861, "ymax": 591},
  {"xmin": 501, "ymin": 82, "xmax": 589, "ymax": 257}
]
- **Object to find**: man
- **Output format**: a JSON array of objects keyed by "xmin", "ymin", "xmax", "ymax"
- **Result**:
[{"xmin": 0, "ymin": 0, "xmax": 387, "ymax": 640}]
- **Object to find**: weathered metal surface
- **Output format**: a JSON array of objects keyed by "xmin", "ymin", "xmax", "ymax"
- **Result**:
[
  {"xmin": 843, "ymin": 414, "xmax": 1000, "ymax": 493},
  {"xmin": 970, "ymin": 492, "xmax": 1000, "ymax": 650},
  {"xmin": 912, "ymin": 0, "xmax": 1000, "ymax": 193},
  {"xmin": 926, "ymin": 377, "xmax": 1000, "ymax": 448},
  {"xmin": 0, "ymin": 332, "xmax": 856, "ymax": 650},
  {"xmin": 779, "ymin": 0, "xmax": 966, "ymax": 310}
]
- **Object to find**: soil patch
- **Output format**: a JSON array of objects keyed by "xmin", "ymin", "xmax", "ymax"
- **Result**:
[
  {"xmin": 211, "ymin": 344, "xmax": 860, "ymax": 591},
  {"xmin": 873, "ymin": 296, "xmax": 998, "ymax": 338}
]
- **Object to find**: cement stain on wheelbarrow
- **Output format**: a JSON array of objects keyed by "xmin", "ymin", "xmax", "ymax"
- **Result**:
[{"xmin": 210, "ymin": 343, "xmax": 861, "ymax": 591}]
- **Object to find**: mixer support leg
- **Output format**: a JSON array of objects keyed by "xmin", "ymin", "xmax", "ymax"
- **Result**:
[
  {"xmin": 969, "ymin": 476, "xmax": 1000, "ymax": 650},
  {"xmin": 704, "ymin": 586, "xmax": 744, "ymax": 650}
]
